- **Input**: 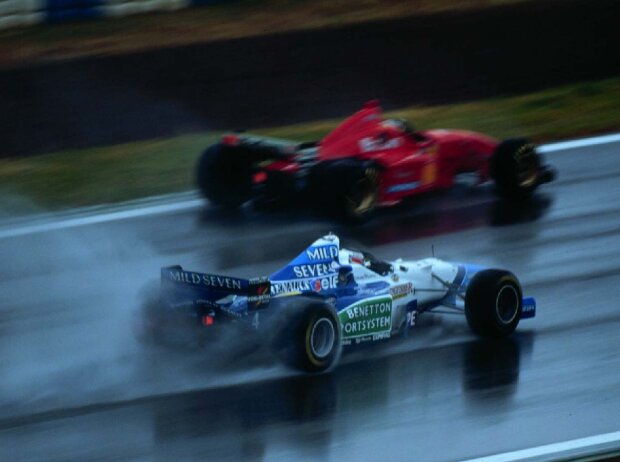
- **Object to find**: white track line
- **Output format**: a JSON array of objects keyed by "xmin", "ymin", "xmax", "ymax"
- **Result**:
[
  {"xmin": 538, "ymin": 132, "xmax": 620, "ymax": 153},
  {"xmin": 462, "ymin": 430, "xmax": 620, "ymax": 462},
  {"xmin": 0, "ymin": 198, "xmax": 203, "ymax": 240},
  {"xmin": 0, "ymin": 132, "xmax": 619, "ymax": 240}
]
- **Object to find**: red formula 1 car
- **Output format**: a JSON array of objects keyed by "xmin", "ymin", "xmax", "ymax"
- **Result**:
[{"xmin": 196, "ymin": 101, "xmax": 555, "ymax": 221}]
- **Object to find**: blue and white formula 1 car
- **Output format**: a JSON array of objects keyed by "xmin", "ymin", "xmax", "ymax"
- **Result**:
[{"xmin": 141, "ymin": 235, "xmax": 536, "ymax": 372}]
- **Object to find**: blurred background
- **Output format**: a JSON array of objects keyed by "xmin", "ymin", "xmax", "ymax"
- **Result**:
[
  {"xmin": 1, "ymin": 1, "xmax": 620, "ymax": 461},
  {"xmin": 1, "ymin": 0, "xmax": 619, "ymax": 212}
]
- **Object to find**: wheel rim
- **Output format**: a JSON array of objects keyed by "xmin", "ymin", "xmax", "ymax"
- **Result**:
[
  {"xmin": 495, "ymin": 285, "xmax": 519, "ymax": 324},
  {"xmin": 515, "ymin": 145, "xmax": 538, "ymax": 188},
  {"xmin": 345, "ymin": 168, "xmax": 378, "ymax": 216},
  {"xmin": 310, "ymin": 317, "xmax": 336, "ymax": 359}
]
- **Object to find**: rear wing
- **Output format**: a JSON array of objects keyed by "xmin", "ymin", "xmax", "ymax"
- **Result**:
[{"xmin": 161, "ymin": 266, "xmax": 270, "ymax": 310}]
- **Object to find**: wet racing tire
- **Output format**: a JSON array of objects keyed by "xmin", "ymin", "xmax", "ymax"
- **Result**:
[
  {"xmin": 271, "ymin": 299, "xmax": 342, "ymax": 373},
  {"xmin": 313, "ymin": 160, "xmax": 380, "ymax": 222},
  {"xmin": 491, "ymin": 139, "xmax": 541, "ymax": 200},
  {"xmin": 133, "ymin": 283, "xmax": 167, "ymax": 346},
  {"xmin": 465, "ymin": 269, "xmax": 523, "ymax": 337},
  {"xmin": 196, "ymin": 144, "xmax": 253, "ymax": 208}
]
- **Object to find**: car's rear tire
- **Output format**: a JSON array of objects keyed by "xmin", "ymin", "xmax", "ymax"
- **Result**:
[
  {"xmin": 343, "ymin": 163, "xmax": 380, "ymax": 222},
  {"xmin": 271, "ymin": 299, "xmax": 342, "ymax": 373},
  {"xmin": 491, "ymin": 139, "xmax": 541, "ymax": 200},
  {"xmin": 465, "ymin": 269, "xmax": 522, "ymax": 337},
  {"xmin": 196, "ymin": 144, "xmax": 253, "ymax": 208},
  {"xmin": 312, "ymin": 160, "xmax": 380, "ymax": 222}
]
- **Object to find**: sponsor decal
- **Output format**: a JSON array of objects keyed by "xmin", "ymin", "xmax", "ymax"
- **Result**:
[
  {"xmin": 371, "ymin": 332, "xmax": 391, "ymax": 341},
  {"xmin": 421, "ymin": 162, "xmax": 437, "ymax": 186},
  {"xmin": 271, "ymin": 279, "xmax": 312, "ymax": 295},
  {"xmin": 338, "ymin": 295, "xmax": 392, "ymax": 339},
  {"xmin": 342, "ymin": 334, "xmax": 388, "ymax": 346},
  {"xmin": 248, "ymin": 280, "xmax": 270, "ymax": 301},
  {"xmin": 271, "ymin": 275, "xmax": 338, "ymax": 295},
  {"xmin": 406, "ymin": 311, "xmax": 417, "ymax": 327},
  {"xmin": 390, "ymin": 282, "xmax": 413, "ymax": 299},
  {"xmin": 314, "ymin": 275, "xmax": 338, "ymax": 292},
  {"xmin": 349, "ymin": 255, "xmax": 364, "ymax": 265},
  {"xmin": 306, "ymin": 245, "xmax": 339, "ymax": 261},
  {"xmin": 293, "ymin": 262, "xmax": 337, "ymax": 278},
  {"xmin": 166, "ymin": 270, "xmax": 243, "ymax": 290},
  {"xmin": 220, "ymin": 304, "xmax": 244, "ymax": 319},
  {"xmin": 523, "ymin": 303, "xmax": 535, "ymax": 313},
  {"xmin": 247, "ymin": 294, "xmax": 270, "ymax": 305},
  {"xmin": 521, "ymin": 296, "xmax": 536, "ymax": 319},
  {"xmin": 355, "ymin": 272, "xmax": 379, "ymax": 281},
  {"xmin": 387, "ymin": 182, "xmax": 419, "ymax": 193},
  {"xmin": 359, "ymin": 136, "xmax": 402, "ymax": 153}
]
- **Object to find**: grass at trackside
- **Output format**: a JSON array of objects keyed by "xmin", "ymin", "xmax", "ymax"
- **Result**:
[
  {"xmin": 0, "ymin": 133, "xmax": 219, "ymax": 214},
  {"xmin": 258, "ymin": 79, "xmax": 620, "ymax": 143},
  {"xmin": 1, "ymin": 77, "xmax": 619, "ymax": 213}
]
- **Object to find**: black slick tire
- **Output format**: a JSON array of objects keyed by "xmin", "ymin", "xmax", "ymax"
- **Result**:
[
  {"xmin": 196, "ymin": 144, "xmax": 253, "ymax": 208},
  {"xmin": 491, "ymin": 139, "xmax": 541, "ymax": 200},
  {"xmin": 465, "ymin": 269, "xmax": 523, "ymax": 338}
]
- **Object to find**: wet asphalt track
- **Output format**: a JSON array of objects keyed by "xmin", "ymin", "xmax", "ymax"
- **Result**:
[{"xmin": 1, "ymin": 139, "xmax": 620, "ymax": 461}]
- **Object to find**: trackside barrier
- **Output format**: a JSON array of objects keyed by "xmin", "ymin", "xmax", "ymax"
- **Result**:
[
  {"xmin": 0, "ymin": 0, "xmax": 227, "ymax": 29},
  {"xmin": 46, "ymin": 0, "xmax": 103, "ymax": 22},
  {"xmin": 104, "ymin": 0, "xmax": 190, "ymax": 17},
  {"xmin": 0, "ymin": 0, "xmax": 45, "ymax": 29}
]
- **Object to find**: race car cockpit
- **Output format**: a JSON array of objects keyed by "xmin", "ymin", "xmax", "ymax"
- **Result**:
[
  {"xmin": 381, "ymin": 118, "xmax": 429, "ymax": 143},
  {"xmin": 344, "ymin": 247, "xmax": 393, "ymax": 277},
  {"xmin": 361, "ymin": 251, "xmax": 393, "ymax": 276}
]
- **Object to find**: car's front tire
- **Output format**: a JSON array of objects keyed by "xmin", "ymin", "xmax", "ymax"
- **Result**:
[
  {"xmin": 491, "ymin": 138, "xmax": 542, "ymax": 200},
  {"xmin": 465, "ymin": 269, "xmax": 523, "ymax": 337}
]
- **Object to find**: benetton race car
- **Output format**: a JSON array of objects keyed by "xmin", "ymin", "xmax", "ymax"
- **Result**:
[
  {"xmin": 140, "ymin": 234, "xmax": 536, "ymax": 372},
  {"xmin": 196, "ymin": 100, "xmax": 555, "ymax": 220}
]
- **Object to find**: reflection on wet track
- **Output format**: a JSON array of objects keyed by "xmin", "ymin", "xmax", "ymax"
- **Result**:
[
  {"xmin": 149, "ymin": 336, "xmax": 528, "ymax": 461},
  {"xmin": 1, "ymin": 140, "xmax": 620, "ymax": 461}
]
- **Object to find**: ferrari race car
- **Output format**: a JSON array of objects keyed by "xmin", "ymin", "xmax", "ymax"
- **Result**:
[
  {"xmin": 196, "ymin": 100, "xmax": 555, "ymax": 221},
  {"xmin": 140, "ymin": 234, "xmax": 536, "ymax": 372}
]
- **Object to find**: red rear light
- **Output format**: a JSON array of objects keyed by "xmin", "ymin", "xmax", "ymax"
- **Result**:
[
  {"xmin": 202, "ymin": 315, "xmax": 214, "ymax": 326},
  {"xmin": 221, "ymin": 134, "xmax": 240, "ymax": 146},
  {"xmin": 253, "ymin": 171, "xmax": 267, "ymax": 183}
]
